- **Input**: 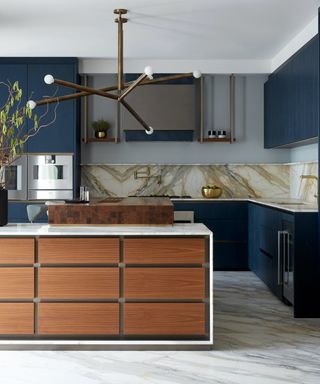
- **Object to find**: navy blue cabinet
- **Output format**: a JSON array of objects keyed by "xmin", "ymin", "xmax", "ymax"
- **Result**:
[
  {"xmin": 264, "ymin": 35, "xmax": 319, "ymax": 148},
  {"xmin": 174, "ymin": 201, "xmax": 248, "ymax": 270},
  {"xmin": 248, "ymin": 202, "xmax": 319, "ymax": 317},
  {"xmin": 248, "ymin": 203, "xmax": 282, "ymax": 299},
  {"xmin": 27, "ymin": 62, "xmax": 78, "ymax": 153},
  {"xmin": 0, "ymin": 58, "xmax": 79, "ymax": 222},
  {"xmin": 8, "ymin": 202, "xmax": 47, "ymax": 223}
]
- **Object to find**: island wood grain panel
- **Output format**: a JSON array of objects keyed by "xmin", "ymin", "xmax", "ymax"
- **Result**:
[
  {"xmin": 0, "ymin": 238, "xmax": 34, "ymax": 264},
  {"xmin": 123, "ymin": 238, "xmax": 206, "ymax": 264},
  {"xmin": 38, "ymin": 237, "xmax": 119, "ymax": 264},
  {"xmin": 38, "ymin": 268, "xmax": 119, "ymax": 299},
  {"xmin": 0, "ymin": 268, "xmax": 34, "ymax": 299},
  {"xmin": 38, "ymin": 303, "xmax": 119, "ymax": 335},
  {"xmin": 124, "ymin": 268, "xmax": 205, "ymax": 299},
  {"xmin": 124, "ymin": 303, "xmax": 206, "ymax": 335},
  {"xmin": 0, "ymin": 303, "xmax": 34, "ymax": 335}
]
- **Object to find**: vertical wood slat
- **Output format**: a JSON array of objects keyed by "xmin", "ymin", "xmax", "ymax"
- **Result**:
[
  {"xmin": 0, "ymin": 303, "xmax": 34, "ymax": 335},
  {"xmin": 38, "ymin": 238, "xmax": 119, "ymax": 264},
  {"xmin": 38, "ymin": 268, "xmax": 119, "ymax": 299},
  {"xmin": 124, "ymin": 268, "xmax": 205, "ymax": 299},
  {"xmin": 124, "ymin": 303, "xmax": 206, "ymax": 335},
  {"xmin": 0, "ymin": 268, "xmax": 34, "ymax": 299},
  {"xmin": 123, "ymin": 238, "xmax": 205, "ymax": 264},
  {"xmin": 0, "ymin": 238, "xmax": 34, "ymax": 264},
  {"xmin": 38, "ymin": 303, "xmax": 120, "ymax": 335}
]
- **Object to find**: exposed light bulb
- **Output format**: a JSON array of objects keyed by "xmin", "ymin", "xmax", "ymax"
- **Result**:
[
  {"xmin": 193, "ymin": 70, "xmax": 202, "ymax": 79},
  {"xmin": 44, "ymin": 74, "xmax": 54, "ymax": 84},
  {"xmin": 144, "ymin": 66, "xmax": 153, "ymax": 80},
  {"xmin": 26, "ymin": 100, "xmax": 36, "ymax": 110},
  {"xmin": 145, "ymin": 126, "xmax": 154, "ymax": 135}
]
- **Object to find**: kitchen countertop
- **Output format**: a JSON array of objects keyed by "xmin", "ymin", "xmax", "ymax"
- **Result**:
[
  {"xmin": 171, "ymin": 197, "xmax": 318, "ymax": 213},
  {"xmin": 0, "ymin": 223, "xmax": 212, "ymax": 236}
]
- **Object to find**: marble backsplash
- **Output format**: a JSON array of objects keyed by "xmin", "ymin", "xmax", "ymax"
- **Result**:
[{"xmin": 81, "ymin": 162, "xmax": 318, "ymax": 203}]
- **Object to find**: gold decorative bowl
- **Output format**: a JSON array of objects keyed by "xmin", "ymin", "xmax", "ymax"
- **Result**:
[{"xmin": 201, "ymin": 186, "xmax": 222, "ymax": 198}]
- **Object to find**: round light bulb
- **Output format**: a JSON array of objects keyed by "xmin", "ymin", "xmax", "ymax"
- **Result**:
[
  {"xmin": 145, "ymin": 126, "xmax": 154, "ymax": 135},
  {"xmin": 144, "ymin": 66, "xmax": 153, "ymax": 79},
  {"xmin": 193, "ymin": 70, "xmax": 202, "ymax": 79},
  {"xmin": 44, "ymin": 74, "xmax": 54, "ymax": 84},
  {"xmin": 26, "ymin": 100, "xmax": 36, "ymax": 110}
]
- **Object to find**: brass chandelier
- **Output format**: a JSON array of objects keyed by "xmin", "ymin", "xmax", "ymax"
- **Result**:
[{"xmin": 27, "ymin": 9, "xmax": 202, "ymax": 136}]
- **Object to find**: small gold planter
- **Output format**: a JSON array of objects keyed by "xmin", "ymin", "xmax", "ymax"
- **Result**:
[
  {"xmin": 201, "ymin": 187, "xmax": 222, "ymax": 198},
  {"xmin": 95, "ymin": 131, "xmax": 107, "ymax": 139}
]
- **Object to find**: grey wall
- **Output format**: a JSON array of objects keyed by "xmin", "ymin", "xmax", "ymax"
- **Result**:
[
  {"xmin": 290, "ymin": 143, "xmax": 318, "ymax": 163},
  {"xmin": 81, "ymin": 75, "xmax": 291, "ymax": 165}
]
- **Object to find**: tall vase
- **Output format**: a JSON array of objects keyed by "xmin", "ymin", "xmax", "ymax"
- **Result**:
[{"xmin": 0, "ymin": 189, "xmax": 8, "ymax": 226}]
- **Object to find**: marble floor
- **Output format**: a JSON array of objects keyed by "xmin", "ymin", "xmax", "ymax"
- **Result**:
[{"xmin": 0, "ymin": 272, "xmax": 319, "ymax": 384}]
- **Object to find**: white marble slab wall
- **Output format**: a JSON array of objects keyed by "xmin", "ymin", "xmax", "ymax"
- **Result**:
[
  {"xmin": 289, "ymin": 162, "xmax": 318, "ymax": 203},
  {"xmin": 81, "ymin": 164, "xmax": 291, "ymax": 199}
]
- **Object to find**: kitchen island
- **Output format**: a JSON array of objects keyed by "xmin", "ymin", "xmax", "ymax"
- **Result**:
[{"xmin": 0, "ymin": 223, "xmax": 213, "ymax": 350}]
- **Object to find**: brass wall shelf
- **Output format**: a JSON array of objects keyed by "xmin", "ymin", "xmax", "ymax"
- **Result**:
[
  {"xmin": 200, "ymin": 138, "xmax": 236, "ymax": 143},
  {"xmin": 84, "ymin": 138, "xmax": 119, "ymax": 143}
]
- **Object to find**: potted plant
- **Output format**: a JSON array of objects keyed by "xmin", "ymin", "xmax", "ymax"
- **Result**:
[
  {"xmin": 92, "ymin": 119, "xmax": 110, "ymax": 139},
  {"xmin": 0, "ymin": 80, "xmax": 57, "ymax": 226}
]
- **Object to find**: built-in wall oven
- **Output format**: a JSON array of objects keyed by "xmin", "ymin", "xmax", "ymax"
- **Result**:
[
  {"xmin": 28, "ymin": 155, "xmax": 73, "ymax": 200},
  {"xmin": 3, "ymin": 155, "xmax": 28, "ymax": 200}
]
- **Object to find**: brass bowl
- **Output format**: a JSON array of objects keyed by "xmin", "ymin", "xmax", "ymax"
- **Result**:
[{"xmin": 201, "ymin": 187, "xmax": 222, "ymax": 198}]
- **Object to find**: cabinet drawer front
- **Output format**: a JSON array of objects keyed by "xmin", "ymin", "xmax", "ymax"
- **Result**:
[
  {"xmin": 38, "ymin": 238, "xmax": 119, "ymax": 264},
  {"xmin": 124, "ymin": 303, "xmax": 206, "ymax": 335},
  {"xmin": 123, "ymin": 238, "xmax": 205, "ymax": 264},
  {"xmin": 0, "ymin": 303, "xmax": 34, "ymax": 335},
  {"xmin": 124, "ymin": 268, "xmax": 205, "ymax": 299},
  {"xmin": 0, "ymin": 238, "xmax": 34, "ymax": 264},
  {"xmin": 38, "ymin": 268, "xmax": 119, "ymax": 299},
  {"xmin": 0, "ymin": 268, "xmax": 34, "ymax": 299},
  {"xmin": 38, "ymin": 303, "xmax": 119, "ymax": 335}
]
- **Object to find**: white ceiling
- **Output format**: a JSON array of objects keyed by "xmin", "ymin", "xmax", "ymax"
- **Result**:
[{"xmin": 0, "ymin": 0, "xmax": 319, "ymax": 59}]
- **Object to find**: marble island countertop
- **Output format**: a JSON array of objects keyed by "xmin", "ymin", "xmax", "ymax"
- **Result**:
[
  {"xmin": 171, "ymin": 197, "xmax": 318, "ymax": 213},
  {"xmin": 0, "ymin": 223, "xmax": 212, "ymax": 236}
]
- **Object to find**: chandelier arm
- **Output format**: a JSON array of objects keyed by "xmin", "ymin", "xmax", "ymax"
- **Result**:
[
  {"xmin": 53, "ymin": 79, "xmax": 118, "ymax": 100},
  {"xmin": 118, "ymin": 73, "xmax": 147, "ymax": 101},
  {"xmin": 140, "ymin": 73, "xmax": 194, "ymax": 85},
  {"xmin": 120, "ymin": 99, "xmax": 151, "ymax": 132}
]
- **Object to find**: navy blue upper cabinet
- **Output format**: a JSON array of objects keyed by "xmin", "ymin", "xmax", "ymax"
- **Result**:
[
  {"xmin": 264, "ymin": 35, "xmax": 319, "ymax": 148},
  {"xmin": 0, "ymin": 64, "xmax": 28, "ymax": 143},
  {"xmin": 27, "ymin": 61, "xmax": 78, "ymax": 153}
]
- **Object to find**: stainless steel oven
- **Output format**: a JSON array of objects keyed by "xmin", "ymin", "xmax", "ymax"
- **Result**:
[
  {"xmin": 3, "ymin": 155, "xmax": 28, "ymax": 200},
  {"xmin": 28, "ymin": 154, "xmax": 73, "ymax": 200}
]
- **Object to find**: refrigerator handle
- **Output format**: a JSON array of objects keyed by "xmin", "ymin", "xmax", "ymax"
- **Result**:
[{"xmin": 277, "ymin": 230, "xmax": 283, "ymax": 285}]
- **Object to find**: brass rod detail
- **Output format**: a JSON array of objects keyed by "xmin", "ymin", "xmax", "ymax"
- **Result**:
[
  {"xmin": 54, "ymin": 78, "xmax": 118, "ymax": 100},
  {"xmin": 120, "ymin": 99, "xmax": 150, "ymax": 131},
  {"xmin": 140, "ymin": 73, "xmax": 194, "ymax": 84},
  {"xmin": 118, "ymin": 73, "xmax": 147, "ymax": 101}
]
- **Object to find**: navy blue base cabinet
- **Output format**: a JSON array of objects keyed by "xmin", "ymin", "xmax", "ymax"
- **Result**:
[
  {"xmin": 8, "ymin": 202, "xmax": 48, "ymax": 223},
  {"xmin": 174, "ymin": 201, "xmax": 248, "ymax": 270},
  {"xmin": 249, "ymin": 203, "xmax": 319, "ymax": 318},
  {"xmin": 264, "ymin": 35, "xmax": 319, "ymax": 148}
]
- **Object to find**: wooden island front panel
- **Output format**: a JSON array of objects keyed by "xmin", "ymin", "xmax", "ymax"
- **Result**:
[{"xmin": 0, "ymin": 235, "xmax": 210, "ymax": 342}]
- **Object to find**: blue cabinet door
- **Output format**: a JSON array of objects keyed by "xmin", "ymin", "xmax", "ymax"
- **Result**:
[
  {"xmin": 174, "ymin": 201, "xmax": 248, "ymax": 270},
  {"xmin": 0, "ymin": 64, "xmax": 28, "ymax": 149},
  {"xmin": 291, "ymin": 35, "xmax": 319, "ymax": 142},
  {"xmin": 26, "ymin": 63, "xmax": 77, "ymax": 153},
  {"xmin": 264, "ymin": 34, "xmax": 319, "ymax": 148}
]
